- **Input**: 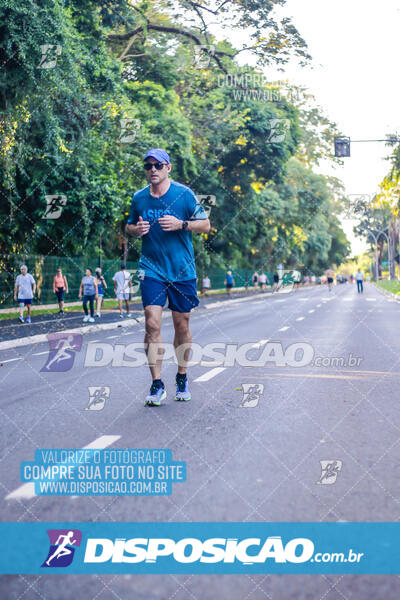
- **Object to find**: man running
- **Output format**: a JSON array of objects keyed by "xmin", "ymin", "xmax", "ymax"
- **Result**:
[
  {"xmin": 126, "ymin": 148, "xmax": 210, "ymax": 406},
  {"xmin": 325, "ymin": 267, "xmax": 335, "ymax": 291},
  {"xmin": 14, "ymin": 265, "xmax": 36, "ymax": 323}
]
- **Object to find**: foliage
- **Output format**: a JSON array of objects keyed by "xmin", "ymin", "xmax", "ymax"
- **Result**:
[{"xmin": 0, "ymin": 0, "xmax": 349, "ymax": 282}]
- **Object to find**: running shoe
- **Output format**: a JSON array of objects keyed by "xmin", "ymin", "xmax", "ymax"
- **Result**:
[
  {"xmin": 96, "ymin": 312, "xmax": 100, "ymax": 317},
  {"xmin": 127, "ymin": 313, "xmax": 132, "ymax": 318},
  {"xmin": 175, "ymin": 375, "xmax": 191, "ymax": 402},
  {"xmin": 145, "ymin": 381, "xmax": 166, "ymax": 407},
  {"xmin": 119, "ymin": 313, "xmax": 124, "ymax": 318},
  {"xmin": 26, "ymin": 317, "xmax": 31, "ymax": 323},
  {"xmin": 88, "ymin": 317, "xmax": 95, "ymax": 323},
  {"xmin": 83, "ymin": 315, "xmax": 89, "ymax": 322},
  {"xmin": 19, "ymin": 316, "xmax": 24, "ymax": 323}
]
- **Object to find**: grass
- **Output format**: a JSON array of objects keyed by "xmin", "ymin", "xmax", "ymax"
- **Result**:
[{"xmin": 375, "ymin": 280, "xmax": 400, "ymax": 294}]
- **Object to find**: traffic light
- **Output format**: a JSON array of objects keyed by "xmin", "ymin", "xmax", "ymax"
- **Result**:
[{"xmin": 334, "ymin": 136, "xmax": 351, "ymax": 157}]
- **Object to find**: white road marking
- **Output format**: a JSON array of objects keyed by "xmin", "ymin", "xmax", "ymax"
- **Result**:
[
  {"xmin": 0, "ymin": 357, "xmax": 22, "ymax": 363},
  {"xmin": 366, "ymin": 298, "xmax": 376, "ymax": 302},
  {"xmin": 308, "ymin": 309, "xmax": 315, "ymax": 313},
  {"xmin": 278, "ymin": 326, "xmax": 290, "ymax": 332},
  {"xmin": 296, "ymin": 317, "xmax": 305, "ymax": 321},
  {"xmin": 194, "ymin": 367, "xmax": 226, "ymax": 382},
  {"xmin": 5, "ymin": 435, "xmax": 121, "ymax": 501},
  {"xmin": 317, "ymin": 304, "xmax": 321, "ymax": 307},
  {"xmin": 32, "ymin": 351, "xmax": 49, "ymax": 356}
]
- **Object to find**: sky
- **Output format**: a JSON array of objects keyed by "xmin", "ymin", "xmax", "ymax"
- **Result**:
[{"xmin": 216, "ymin": 0, "xmax": 400, "ymax": 254}]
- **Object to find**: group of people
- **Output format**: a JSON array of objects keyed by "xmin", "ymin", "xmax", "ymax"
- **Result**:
[
  {"xmin": 13, "ymin": 263, "xmax": 141, "ymax": 324},
  {"xmin": 252, "ymin": 271, "xmax": 281, "ymax": 291},
  {"xmin": 324, "ymin": 268, "xmax": 365, "ymax": 293}
]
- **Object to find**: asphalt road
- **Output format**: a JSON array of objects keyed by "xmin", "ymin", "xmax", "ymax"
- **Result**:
[{"xmin": 1, "ymin": 282, "xmax": 400, "ymax": 598}]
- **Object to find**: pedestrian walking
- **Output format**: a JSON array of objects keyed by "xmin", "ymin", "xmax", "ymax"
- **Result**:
[
  {"xmin": 113, "ymin": 264, "xmax": 133, "ymax": 318},
  {"xmin": 273, "ymin": 272, "xmax": 280, "ymax": 292},
  {"xmin": 355, "ymin": 268, "xmax": 364, "ymax": 293},
  {"xmin": 126, "ymin": 147, "xmax": 210, "ymax": 406},
  {"xmin": 79, "ymin": 268, "xmax": 98, "ymax": 322},
  {"xmin": 224, "ymin": 270, "xmax": 235, "ymax": 295},
  {"xmin": 14, "ymin": 265, "xmax": 36, "ymax": 323},
  {"xmin": 95, "ymin": 267, "xmax": 107, "ymax": 317},
  {"xmin": 252, "ymin": 271, "xmax": 259, "ymax": 288},
  {"xmin": 53, "ymin": 267, "xmax": 68, "ymax": 314},
  {"xmin": 201, "ymin": 275, "xmax": 211, "ymax": 296},
  {"xmin": 259, "ymin": 271, "xmax": 267, "ymax": 290}
]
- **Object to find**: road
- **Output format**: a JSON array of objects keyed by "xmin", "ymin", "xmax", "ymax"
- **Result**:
[{"xmin": 1, "ymin": 282, "xmax": 400, "ymax": 598}]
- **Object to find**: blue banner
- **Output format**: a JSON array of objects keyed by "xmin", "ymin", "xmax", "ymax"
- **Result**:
[{"xmin": 0, "ymin": 522, "xmax": 399, "ymax": 574}]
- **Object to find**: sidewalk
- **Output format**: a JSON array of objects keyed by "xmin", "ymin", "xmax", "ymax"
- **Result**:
[{"xmin": 0, "ymin": 287, "xmax": 276, "ymax": 349}]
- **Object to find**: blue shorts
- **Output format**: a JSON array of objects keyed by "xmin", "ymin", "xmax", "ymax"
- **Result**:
[
  {"xmin": 140, "ymin": 277, "xmax": 199, "ymax": 313},
  {"xmin": 18, "ymin": 298, "xmax": 32, "ymax": 305}
]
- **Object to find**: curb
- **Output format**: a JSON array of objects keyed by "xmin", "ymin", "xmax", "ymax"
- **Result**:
[{"xmin": 373, "ymin": 283, "xmax": 400, "ymax": 302}]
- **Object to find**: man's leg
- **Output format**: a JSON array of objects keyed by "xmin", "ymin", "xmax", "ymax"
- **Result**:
[
  {"xmin": 117, "ymin": 298, "xmax": 123, "ymax": 314},
  {"xmin": 125, "ymin": 298, "xmax": 130, "ymax": 314},
  {"xmin": 144, "ymin": 305, "xmax": 164, "ymax": 380},
  {"xmin": 172, "ymin": 311, "xmax": 192, "ymax": 375}
]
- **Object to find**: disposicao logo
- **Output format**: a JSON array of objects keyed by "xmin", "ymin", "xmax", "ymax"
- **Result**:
[
  {"xmin": 42, "ymin": 529, "xmax": 82, "ymax": 567},
  {"xmin": 83, "ymin": 536, "xmax": 314, "ymax": 564}
]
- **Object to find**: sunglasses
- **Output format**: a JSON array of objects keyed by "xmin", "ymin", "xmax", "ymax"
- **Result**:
[{"xmin": 144, "ymin": 162, "xmax": 167, "ymax": 171}]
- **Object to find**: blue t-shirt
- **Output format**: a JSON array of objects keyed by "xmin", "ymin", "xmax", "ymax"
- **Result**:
[
  {"xmin": 82, "ymin": 276, "xmax": 96, "ymax": 295},
  {"xmin": 127, "ymin": 181, "xmax": 207, "ymax": 282}
]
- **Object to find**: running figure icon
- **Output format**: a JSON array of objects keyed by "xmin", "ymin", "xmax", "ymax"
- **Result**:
[
  {"xmin": 44, "ymin": 334, "xmax": 75, "ymax": 371},
  {"xmin": 45, "ymin": 531, "xmax": 77, "ymax": 566}
]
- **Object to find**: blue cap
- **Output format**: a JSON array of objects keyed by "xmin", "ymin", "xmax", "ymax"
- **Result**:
[{"xmin": 144, "ymin": 148, "xmax": 170, "ymax": 163}]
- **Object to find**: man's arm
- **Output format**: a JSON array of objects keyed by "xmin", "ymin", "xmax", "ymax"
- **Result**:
[
  {"xmin": 186, "ymin": 219, "xmax": 210, "ymax": 233},
  {"xmin": 14, "ymin": 283, "xmax": 18, "ymax": 300},
  {"xmin": 158, "ymin": 215, "xmax": 211, "ymax": 233},
  {"xmin": 125, "ymin": 217, "xmax": 149, "ymax": 238}
]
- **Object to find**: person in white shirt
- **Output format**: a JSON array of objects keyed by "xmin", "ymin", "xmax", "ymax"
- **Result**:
[
  {"xmin": 201, "ymin": 275, "xmax": 211, "ymax": 296},
  {"xmin": 355, "ymin": 269, "xmax": 364, "ymax": 294},
  {"xmin": 113, "ymin": 264, "xmax": 134, "ymax": 317},
  {"xmin": 14, "ymin": 265, "xmax": 36, "ymax": 323},
  {"xmin": 259, "ymin": 271, "xmax": 267, "ymax": 290}
]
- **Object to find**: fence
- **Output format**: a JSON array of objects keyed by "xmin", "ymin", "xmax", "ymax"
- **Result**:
[{"xmin": 0, "ymin": 254, "xmax": 295, "ymax": 309}]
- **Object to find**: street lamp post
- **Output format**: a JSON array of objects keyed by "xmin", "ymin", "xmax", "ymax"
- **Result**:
[{"xmin": 368, "ymin": 229, "xmax": 391, "ymax": 280}]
